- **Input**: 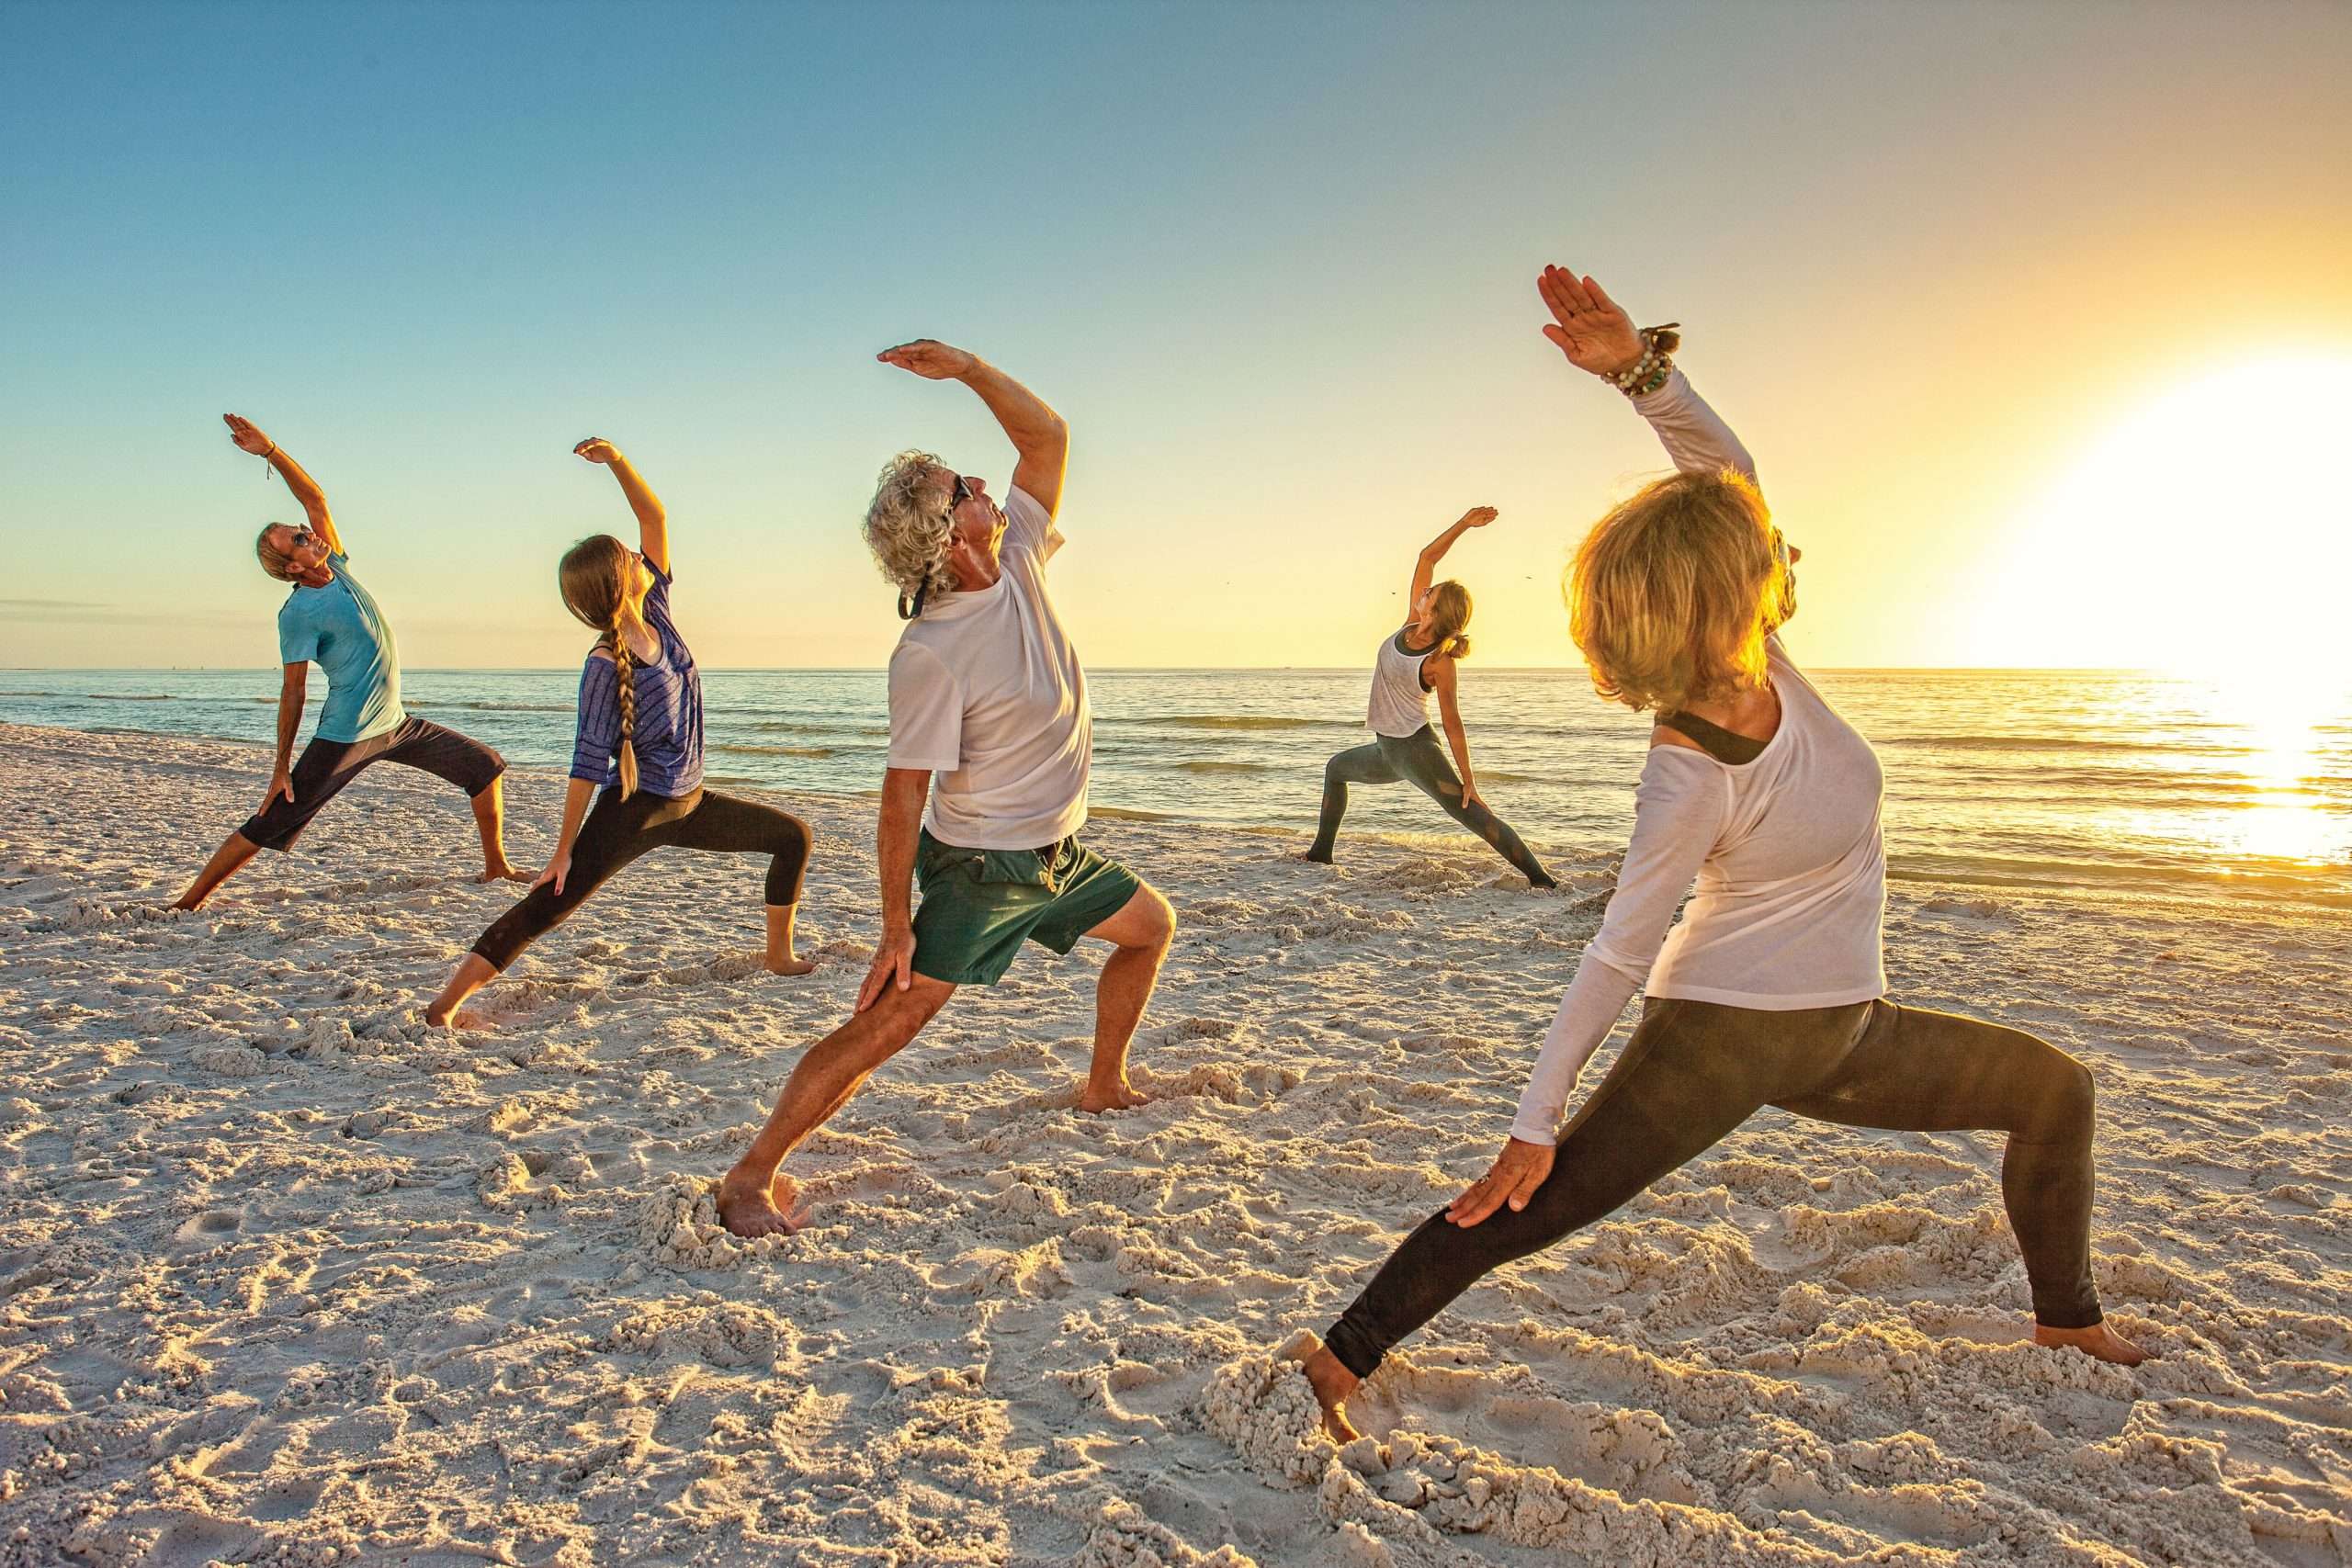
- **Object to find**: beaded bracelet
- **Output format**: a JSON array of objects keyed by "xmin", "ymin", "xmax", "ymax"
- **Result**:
[{"xmin": 1607, "ymin": 324, "xmax": 1680, "ymax": 399}]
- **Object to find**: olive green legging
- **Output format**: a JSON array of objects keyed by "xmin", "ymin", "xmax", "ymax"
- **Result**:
[{"xmin": 1324, "ymin": 996, "xmax": 2105, "ymax": 1378}]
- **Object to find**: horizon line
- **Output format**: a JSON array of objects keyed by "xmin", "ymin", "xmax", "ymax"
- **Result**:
[{"xmin": 1, "ymin": 663, "xmax": 2222, "ymax": 677}]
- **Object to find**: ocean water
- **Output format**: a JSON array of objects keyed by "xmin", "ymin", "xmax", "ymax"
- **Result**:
[{"xmin": 4, "ymin": 664, "xmax": 2346, "ymax": 913}]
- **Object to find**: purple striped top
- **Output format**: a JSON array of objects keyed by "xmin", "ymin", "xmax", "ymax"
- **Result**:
[{"xmin": 570, "ymin": 567, "xmax": 704, "ymax": 796}]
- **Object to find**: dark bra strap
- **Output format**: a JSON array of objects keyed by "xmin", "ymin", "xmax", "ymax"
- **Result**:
[{"xmin": 1657, "ymin": 709, "xmax": 1769, "ymax": 764}]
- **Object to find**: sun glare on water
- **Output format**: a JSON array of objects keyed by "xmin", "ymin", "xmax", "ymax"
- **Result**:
[{"xmin": 1982, "ymin": 357, "xmax": 2352, "ymax": 874}]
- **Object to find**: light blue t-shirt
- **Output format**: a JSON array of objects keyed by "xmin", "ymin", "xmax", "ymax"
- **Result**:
[{"xmin": 277, "ymin": 551, "xmax": 401, "ymax": 743}]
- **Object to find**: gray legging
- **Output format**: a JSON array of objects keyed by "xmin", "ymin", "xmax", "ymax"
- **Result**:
[
  {"xmin": 1323, "ymin": 996, "xmax": 2106, "ymax": 1379},
  {"xmin": 1306, "ymin": 725, "xmax": 1555, "ymax": 886}
]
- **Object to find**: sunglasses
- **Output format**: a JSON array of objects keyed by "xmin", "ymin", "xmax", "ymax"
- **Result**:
[
  {"xmin": 898, "ymin": 476, "xmax": 977, "ymax": 619},
  {"xmin": 1770, "ymin": 528, "xmax": 1799, "ymax": 626}
]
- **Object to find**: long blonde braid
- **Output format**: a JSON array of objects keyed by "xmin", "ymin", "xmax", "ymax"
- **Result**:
[
  {"xmin": 559, "ymin": 534, "xmax": 647, "ymax": 800},
  {"xmin": 609, "ymin": 611, "xmax": 640, "ymax": 800}
]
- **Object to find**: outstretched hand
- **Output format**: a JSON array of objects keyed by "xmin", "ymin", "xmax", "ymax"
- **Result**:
[
  {"xmin": 1446, "ymin": 1136, "xmax": 1555, "ymax": 1227},
  {"xmin": 222, "ymin": 413, "xmax": 272, "ymax": 456},
  {"xmin": 1537, "ymin": 265, "xmax": 1645, "ymax": 378},
  {"xmin": 877, "ymin": 339, "xmax": 977, "ymax": 380},
  {"xmin": 573, "ymin": 437, "xmax": 621, "ymax": 466},
  {"xmin": 1458, "ymin": 505, "xmax": 1498, "ymax": 529}
]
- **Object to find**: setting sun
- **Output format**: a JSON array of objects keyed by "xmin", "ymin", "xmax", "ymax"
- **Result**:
[{"xmin": 1975, "ymin": 357, "xmax": 2352, "ymax": 675}]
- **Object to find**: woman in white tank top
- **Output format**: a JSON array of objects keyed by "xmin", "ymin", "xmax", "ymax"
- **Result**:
[
  {"xmin": 1295, "ymin": 264, "xmax": 2143, "ymax": 1443},
  {"xmin": 1302, "ymin": 506, "xmax": 1556, "ymax": 887}
]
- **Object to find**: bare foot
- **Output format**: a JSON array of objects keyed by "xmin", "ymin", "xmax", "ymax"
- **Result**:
[
  {"xmin": 477, "ymin": 860, "xmax": 526, "ymax": 885},
  {"xmin": 763, "ymin": 954, "xmax": 819, "ymax": 976},
  {"xmin": 423, "ymin": 1005, "xmax": 494, "ymax": 1032},
  {"xmin": 717, "ymin": 1169, "xmax": 808, "ymax": 1239},
  {"xmin": 2035, "ymin": 1320, "xmax": 2147, "ymax": 1366},
  {"xmin": 1078, "ymin": 1079, "xmax": 1150, "ymax": 1113},
  {"xmin": 1292, "ymin": 1339, "xmax": 1362, "ymax": 1443},
  {"xmin": 1295, "ymin": 851, "xmax": 1332, "ymax": 865}
]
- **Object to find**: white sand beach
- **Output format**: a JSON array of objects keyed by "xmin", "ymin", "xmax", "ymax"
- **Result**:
[{"xmin": 2, "ymin": 719, "xmax": 2347, "ymax": 1566}]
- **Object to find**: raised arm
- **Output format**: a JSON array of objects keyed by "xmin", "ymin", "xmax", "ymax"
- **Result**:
[
  {"xmin": 1410, "ymin": 506, "xmax": 1496, "ymax": 607},
  {"xmin": 224, "ymin": 414, "xmax": 343, "ymax": 555},
  {"xmin": 1535, "ymin": 265, "xmax": 1755, "ymax": 482},
  {"xmin": 574, "ymin": 438, "xmax": 669, "ymax": 575},
  {"xmin": 876, "ymin": 341, "xmax": 1069, "ymax": 515}
]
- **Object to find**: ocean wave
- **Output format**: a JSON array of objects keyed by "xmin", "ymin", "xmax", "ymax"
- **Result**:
[
  {"xmin": 1904, "ymin": 772, "xmax": 2331, "ymax": 803},
  {"xmin": 407, "ymin": 699, "xmax": 574, "ymax": 714},
  {"xmin": 712, "ymin": 742, "xmax": 836, "ymax": 759},
  {"xmin": 1886, "ymin": 732, "xmax": 2254, "ymax": 756},
  {"xmin": 744, "ymin": 718, "xmax": 888, "ymax": 739},
  {"xmin": 1175, "ymin": 760, "xmax": 1273, "ymax": 774},
  {"xmin": 1106, "ymin": 714, "xmax": 1347, "ymax": 732},
  {"xmin": 1086, "ymin": 804, "xmax": 1179, "ymax": 821},
  {"xmin": 1888, "ymin": 850, "xmax": 2350, "ymax": 908}
]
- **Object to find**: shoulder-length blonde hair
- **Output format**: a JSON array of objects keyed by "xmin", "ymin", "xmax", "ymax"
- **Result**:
[{"xmin": 1566, "ymin": 468, "xmax": 1783, "ymax": 713}]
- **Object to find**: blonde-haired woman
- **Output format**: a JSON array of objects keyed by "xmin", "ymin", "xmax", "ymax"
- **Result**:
[
  {"xmin": 1304, "ymin": 508, "xmax": 1556, "ymax": 888},
  {"xmin": 1295, "ymin": 265, "xmax": 2142, "ymax": 1441},
  {"xmin": 424, "ymin": 438, "xmax": 814, "ymax": 1028}
]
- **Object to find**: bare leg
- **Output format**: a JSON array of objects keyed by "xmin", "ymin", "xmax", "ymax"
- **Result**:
[
  {"xmin": 1077, "ymin": 885, "xmax": 1175, "ymax": 1113},
  {"xmin": 174, "ymin": 831, "xmax": 263, "ymax": 911},
  {"xmin": 763, "ymin": 903, "xmax": 817, "ymax": 976},
  {"xmin": 424, "ymin": 953, "xmax": 498, "ymax": 1030},
  {"xmin": 1295, "ymin": 1337, "xmax": 1363, "ymax": 1442},
  {"xmin": 716, "ymin": 975, "xmax": 957, "ymax": 1237},
  {"xmin": 2035, "ymin": 1321, "xmax": 2147, "ymax": 1365},
  {"xmin": 470, "ymin": 777, "xmax": 523, "ymax": 883}
]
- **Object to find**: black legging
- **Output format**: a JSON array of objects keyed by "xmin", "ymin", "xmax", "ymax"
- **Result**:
[
  {"xmin": 1324, "ymin": 996, "xmax": 2104, "ymax": 1378},
  {"xmin": 471, "ymin": 785, "xmax": 810, "ymax": 972},
  {"xmin": 1306, "ymin": 725, "xmax": 1555, "ymax": 886}
]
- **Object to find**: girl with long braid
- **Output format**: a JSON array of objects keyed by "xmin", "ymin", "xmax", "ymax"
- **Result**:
[{"xmin": 424, "ymin": 438, "xmax": 816, "ymax": 1028}]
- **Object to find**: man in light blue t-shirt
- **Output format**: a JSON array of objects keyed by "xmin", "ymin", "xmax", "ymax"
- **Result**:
[{"xmin": 173, "ymin": 415, "xmax": 524, "ymax": 910}]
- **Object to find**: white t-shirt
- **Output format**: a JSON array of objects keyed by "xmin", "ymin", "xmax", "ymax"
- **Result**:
[
  {"xmin": 886, "ymin": 486, "xmax": 1092, "ymax": 849},
  {"xmin": 1510, "ymin": 370, "xmax": 1889, "ymax": 1145}
]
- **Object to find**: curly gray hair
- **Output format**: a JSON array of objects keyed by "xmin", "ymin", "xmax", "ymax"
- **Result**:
[{"xmin": 865, "ymin": 450, "xmax": 960, "ymax": 602}]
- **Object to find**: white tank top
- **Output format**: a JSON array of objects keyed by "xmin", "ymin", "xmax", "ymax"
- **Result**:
[{"xmin": 1365, "ymin": 627, "xmax": 1439, "ymax": 737}]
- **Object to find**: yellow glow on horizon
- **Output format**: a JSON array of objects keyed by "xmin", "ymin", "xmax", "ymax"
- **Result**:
[{"xmin": 1976, "ymin": 356, "xmax": 2352, "ymax": 675}]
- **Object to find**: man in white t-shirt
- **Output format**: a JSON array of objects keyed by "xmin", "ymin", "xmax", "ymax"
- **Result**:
[{"xmin": 716, "ymin": 341, "xmax": 1177, "ymax": 1239}]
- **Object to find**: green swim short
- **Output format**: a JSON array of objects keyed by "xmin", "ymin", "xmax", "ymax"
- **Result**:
[{"xmin": 910, "ymin": 829, "xmax": 1143, "ymax": 986}]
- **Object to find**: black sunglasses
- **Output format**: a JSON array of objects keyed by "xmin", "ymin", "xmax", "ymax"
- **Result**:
[
  {"xmin": 1770, "ymin": 528, "xmax": 1799, "ymax": 626},
  {"xmin": 897, "ymin": 475, "xmax": 976, "ymax": 618}
]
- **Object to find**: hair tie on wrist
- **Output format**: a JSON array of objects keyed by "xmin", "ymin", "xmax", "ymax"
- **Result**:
[{"xmin": 1611, "ymin": 324, "xmax": 1680, "ymax": 400}]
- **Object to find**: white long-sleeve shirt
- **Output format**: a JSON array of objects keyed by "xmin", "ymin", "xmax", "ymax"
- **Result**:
[{"xmin": 1510, "ymin": 371, "xmax": 1888, "ymax": 1145}]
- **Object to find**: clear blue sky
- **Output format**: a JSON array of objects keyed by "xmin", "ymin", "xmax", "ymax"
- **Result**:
[{"xmin": 5, "ymin": 0, "xmax": 2347, "ymax": 671}]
